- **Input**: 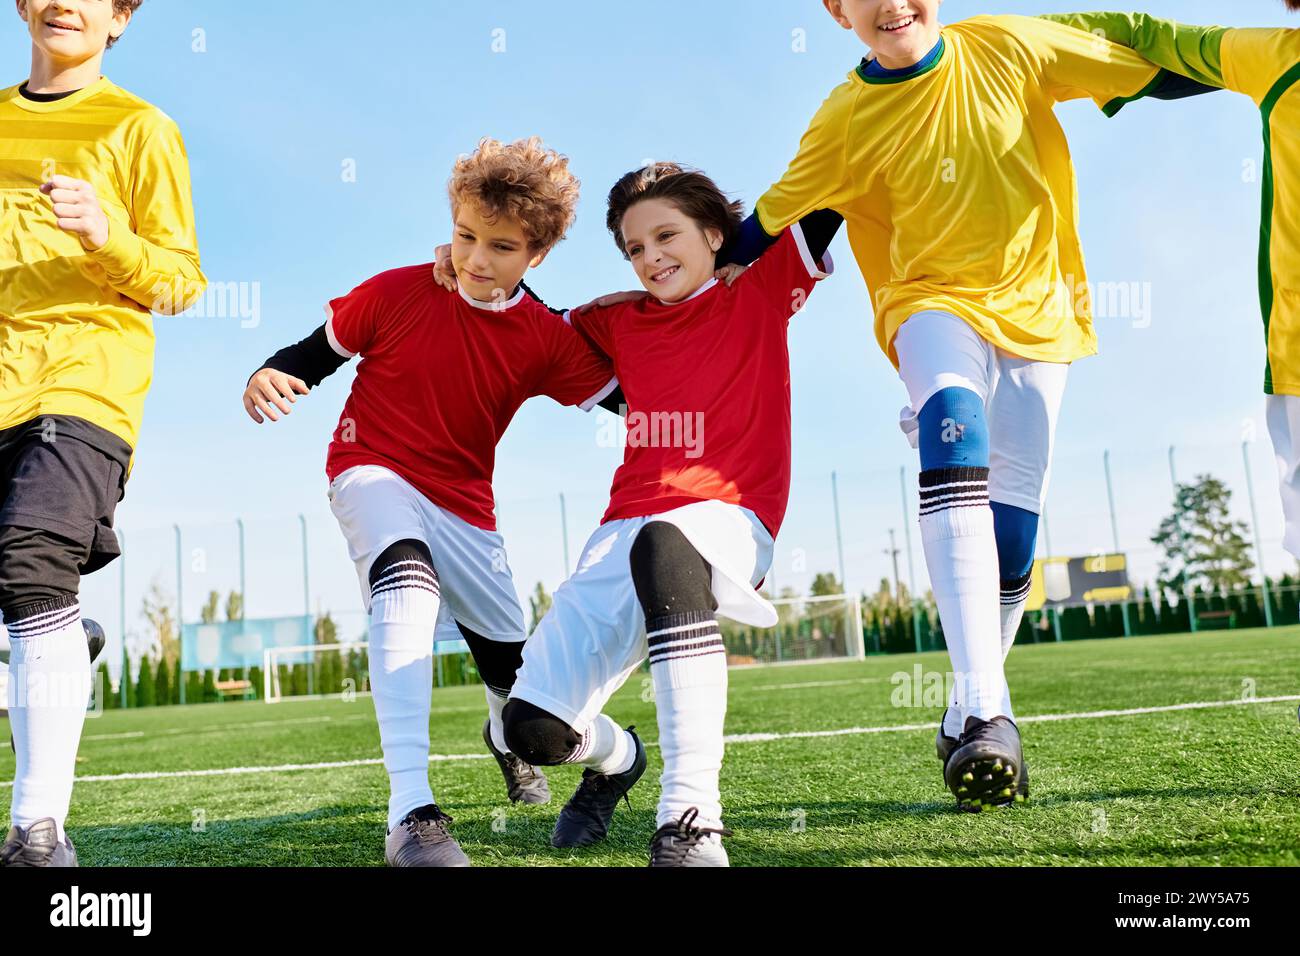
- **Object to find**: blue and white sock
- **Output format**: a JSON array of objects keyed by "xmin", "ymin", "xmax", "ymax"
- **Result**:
[
  {"xmin": 992, "ymin": 501, "xmax": 1039, "ymax": 660},
  {"xmin": 917, "ymin": 387, "xmax": 1010, "ymax": 734}
]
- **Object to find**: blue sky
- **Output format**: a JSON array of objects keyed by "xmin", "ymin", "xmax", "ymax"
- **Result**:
[{"xmin": 4, "ymin": 1, "xmax": 1296, "ymax": 664}]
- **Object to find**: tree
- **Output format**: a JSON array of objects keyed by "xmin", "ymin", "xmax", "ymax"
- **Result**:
[
  {"xmin": 200, "ymin": 590, "xmax": 220, "ymax": 624},
  {"xmin": 135, "ymin": 655, "xmax": 156, "ymax": 708},
  {"xmin": 810, "ymin": 572, "xmax": 843, "ymax": 597},
  {"xmin": 224, "ymin": 590, "xmax": 243, "ymax": 622},
  {"xmin": 528, "ymin": 582, "xmax": 552, "ymax": 632},
  {"xmin": 140, "ymin": 580, "xmax": 179, "ymax": 669},
  {"xmin": 154, "ymin": 656, "xmax": 171, "ymax": 707},
  {"xmin": 1152, "ymin": 474, "xmax": 1255, "ymax": 593},
  {"xmin": 314, "ymin": 612, "xmax": 337, "ymax": 645},
  {"xmin": 97, "ymin": 662, "xmax": 115, "ymax": 709}
]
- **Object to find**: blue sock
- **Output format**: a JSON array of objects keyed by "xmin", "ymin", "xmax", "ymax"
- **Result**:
[{"xmin": 991, "ymin": 501, "xmax": 1038, "ymax": 656}]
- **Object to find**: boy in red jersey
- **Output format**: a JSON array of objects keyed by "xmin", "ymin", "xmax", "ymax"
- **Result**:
[
  {"xmin": 242, "ymin": 138, "xmax": 617, "ymax": 867},
  {"xmin": 493, "ymin": 165, "xmax": 839, "ymax": 867}
]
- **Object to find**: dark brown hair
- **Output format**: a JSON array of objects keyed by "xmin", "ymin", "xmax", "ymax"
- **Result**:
[
  {"xmin": 605, "ymin": 162, "xmax": 743, "ymax": 258},
  {"xmin": 106, "ymin": 0, "xmax": 144, "ymax": 49}
]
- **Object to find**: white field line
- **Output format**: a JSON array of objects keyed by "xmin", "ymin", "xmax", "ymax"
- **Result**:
[
  {"xmin": 4, "ymin": 694, "xmax": 1296, "ymax": 789},
  {"xmin": 751, "ymin": 677, "xmax": 886, "ymax": 692}
]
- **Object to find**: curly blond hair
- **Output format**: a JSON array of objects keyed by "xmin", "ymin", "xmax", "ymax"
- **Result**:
[{"xmin": 447, "ymin": 137, "xmax": 580, "ymax": 253}]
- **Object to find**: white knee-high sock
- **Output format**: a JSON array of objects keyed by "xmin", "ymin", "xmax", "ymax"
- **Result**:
[
  {"xmin": 568, "ymin": 714, "xmax": 636, "ymax": 776},
  {"xmin": 944, "ymin": 565, "xmax": 1028, "ymax": 737},
  {"xmin": 5, "ymin": 598, "xmax": 92, "ymax": 840},
  {"xmin": 646, "ymin": 611, "xmax": 727, "ymax": 831},
  {"xmin": 919, "ymin": 468, "xmax": 1011, "ymax": 725},
  {"xmin": 367, "ymin": 563, "xmax": 440, "ymax": 831},
  {"xmin": 484, "ymin": 685, "xmax": 509, "ymax": 754}
]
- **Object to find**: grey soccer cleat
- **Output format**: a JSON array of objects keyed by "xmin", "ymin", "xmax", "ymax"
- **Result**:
[
  {"xmin": 550, "ymin": 727, "xmax": 646, "ymax": 849},
  {"xmin": 482, "ymin": 719, "xmax": 550, "ymax": 805},
  {"xmin": 385, "ymin": 804, "xmax": 470, "ymax": 867},
  {"xmin": 9, "ymin": 618, "xmax": 106, "ymax": 754},
  {"xmin": 943, "ymin": 715, "xmax": 1028, "ymax": 813},
  {"xmin": 648, "ymin": 808, "xmax": 732, "ymax": 867},
  {"xmin": 0, "ymin": 818, "xmax": 78, "ymax": 867}
]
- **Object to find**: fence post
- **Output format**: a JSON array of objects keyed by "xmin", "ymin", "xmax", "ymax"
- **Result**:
[
  {"xmin": 119, "ymin": 529, "xmax": 128, "ymax": 708},
  {"xmin": 1168, "ymin": 447, "xmax": 1198, "ymax": 632},
  {"xmin": 559, "ymin": 493, "xmax": 571, "ymax": 578},
  {"xmin": 1242, "ymin": 441, "xmax": 1274, "ymax": 628},
  {"xmin": 1103, "ymin": 450, "xmax": 1133, "ymax": 637},
  {"xmin": 899, "ymin": 466, "xmax": 923, "ymax": 653},
  {"xmin": 831, "ymin": 471, "xmax": 847, "ymax": 592},
  {"xmin": 174, "ymin": 525, "xmax": 185, "ymax": 705}
]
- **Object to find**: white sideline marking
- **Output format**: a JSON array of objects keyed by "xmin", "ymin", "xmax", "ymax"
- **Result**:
[
  {"xmin": 752, "ymin": 677, "xmax": 885, "ymax": 692},
  {"xmin": 81, "ymin": 713, "xmax": 368, "ymax": 742},
  {"xmin": 3, "ymin": 694, "xmax": 1296, "ymax": 788}
]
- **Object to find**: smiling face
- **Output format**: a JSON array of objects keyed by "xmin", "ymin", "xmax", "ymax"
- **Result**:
[
  {"xmin": 620, "ymin": 198, "xmax": 723, "ymax": 305},
  {"xmin": 450, "ymin": 202, "xmax": 544, "ymax": 304},
  {"xmin": 17, "ymin": 0, "xmax": 130, "ymax": 64},
  {"xmin": 823, "ymin": 0, "xmax": 942, "ymax": 70}
]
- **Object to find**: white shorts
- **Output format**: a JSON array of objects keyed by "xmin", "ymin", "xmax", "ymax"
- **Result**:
[
  {"xmin": 1267, "ymin": 394, "xmax": 1300, "ymax": 558},
  {"xmin": 328, "ymin": 464, "xmax": 526, "ymax": 644},
  {"xmin": 894, "ymin": 310, "xmax": 1069, "ymax": 514},
  {"xmin": 510, "ymin": 500, "xmax": 774, "ymax": 730}
]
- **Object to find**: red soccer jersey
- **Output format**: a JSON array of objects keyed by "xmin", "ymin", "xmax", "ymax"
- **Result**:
[
  {"xmin": 324, "ymin": 265, "xmax": 617, "ymax": 530},
  {"xmin": 572, "ymin": 226, "xmax": 830, "ymax": 535}
]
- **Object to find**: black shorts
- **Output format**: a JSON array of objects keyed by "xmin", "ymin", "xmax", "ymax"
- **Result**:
[{"xmin": 0, "ymin": 415, "xmax": 131, "ymax": 582}]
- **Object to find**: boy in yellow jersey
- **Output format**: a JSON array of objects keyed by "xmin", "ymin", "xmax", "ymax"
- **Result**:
[
  {"xmin": 1, "ymin": 0, "xmax": 205, "ymax": 866},
  {"xmin": 735, "ymin": 0, "xmax": 1209, "ymax": 810},
  {"xmin": 1042, "ymin": 9, "xmax": 1300, "ymax": 569}
]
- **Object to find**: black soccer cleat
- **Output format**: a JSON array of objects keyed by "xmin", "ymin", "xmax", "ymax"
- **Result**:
[
  {"xmin": 385, "ymin": 804, "xmax": 470, "ymax": 867},
  {"xmin": 943, "ymin": 715, "xmax": 1028, "ymax": 813},
  {"xmin": 935, "ymin": 708, "xmax": 959, "ymax": 766},
  {"xmin": 648, "ymin": 807, "xmax": 732, "ymax": 867},
  {"xmin": 550, "ymin": 727, "xmax": 646, "ymax": 849},
  {"xmin": 482, "ymin": 718, "xmax": 551, "ymax": 805},
  {"xmin": 9, "ymin": 618, "xmax": 107, "ymax": 754},
  {"xmin": 0, "ymin": 818, "xmax": 78, "ymax": 867}
]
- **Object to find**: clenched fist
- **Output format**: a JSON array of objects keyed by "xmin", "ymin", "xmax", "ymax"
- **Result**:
[{"xmin": 41, "ymin": 175, "xmax": 110, "ymax": 251}]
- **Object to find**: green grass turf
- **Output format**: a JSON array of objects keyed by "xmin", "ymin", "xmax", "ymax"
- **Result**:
[{"xmin": 3, "ymin": 627, "xmax": 1298, "ymax": 866}]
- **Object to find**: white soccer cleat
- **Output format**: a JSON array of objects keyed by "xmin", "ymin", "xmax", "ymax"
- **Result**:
[{"xmin": 648, "ymin": 808, "xmax": 731, "ymax": 867}]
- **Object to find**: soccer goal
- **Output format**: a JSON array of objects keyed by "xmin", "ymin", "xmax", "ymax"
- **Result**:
[
  {"xmin": 722, "ymin": 593, "xmax": 865, "ymax": 667},
  {"xmin": 263, "ymin": 641, "xmax": 370, "ymax": 703}
]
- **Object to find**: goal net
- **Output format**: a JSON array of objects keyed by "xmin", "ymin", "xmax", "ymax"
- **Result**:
[{"xmin": 720, "ymin": 593, "xmax": 865, "ymax": 667}]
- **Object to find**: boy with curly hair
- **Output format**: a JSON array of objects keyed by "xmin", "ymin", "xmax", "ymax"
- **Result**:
[{"xmin": 243, "ymin": 137, "xmax": 618, "ymax": 867}]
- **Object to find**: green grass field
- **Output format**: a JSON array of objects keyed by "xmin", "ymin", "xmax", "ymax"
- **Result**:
[{"xmin": 3, "ymin": 627, "xmax": 1298, "ymax": 866}]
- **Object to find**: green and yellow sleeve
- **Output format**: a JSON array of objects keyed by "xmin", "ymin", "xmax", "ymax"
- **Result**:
[{"xmin": 1040, "ymin": 12, "xmax": 1229, "ymax": 88}]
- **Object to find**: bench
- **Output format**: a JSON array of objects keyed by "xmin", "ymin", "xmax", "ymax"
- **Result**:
[
  {"xmin": 215, "ymin": 679, "xmax": 255, "ymax": 701},
  {"xmin": 1194, "ymin": 610, "xmax": 1236, "ymax": 630}
]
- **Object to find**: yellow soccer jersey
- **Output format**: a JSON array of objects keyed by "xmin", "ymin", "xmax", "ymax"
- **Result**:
[
  {"xmin": 754, "ymin": 14, "xmax": 1163, "ymax": 368},
  {"xmin": 0, "ymin": 76, "xmax": 206, "ymax": 451},
  {"xmin": 1044, "ymin": 15, "xmax": 1300, "ymax": 395},
  {"xmin": 1222, "ymin": 29, "xmax": 1300, "ymax": 395}
]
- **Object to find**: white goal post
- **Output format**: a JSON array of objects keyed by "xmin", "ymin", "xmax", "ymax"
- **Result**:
[
  {"xmin": 725, "ymin": 592, "xmax": 865, "ymax": 667},
  {"xmin": 264, "ymin": 641, "xmax": 369, "ymax": 703}
]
